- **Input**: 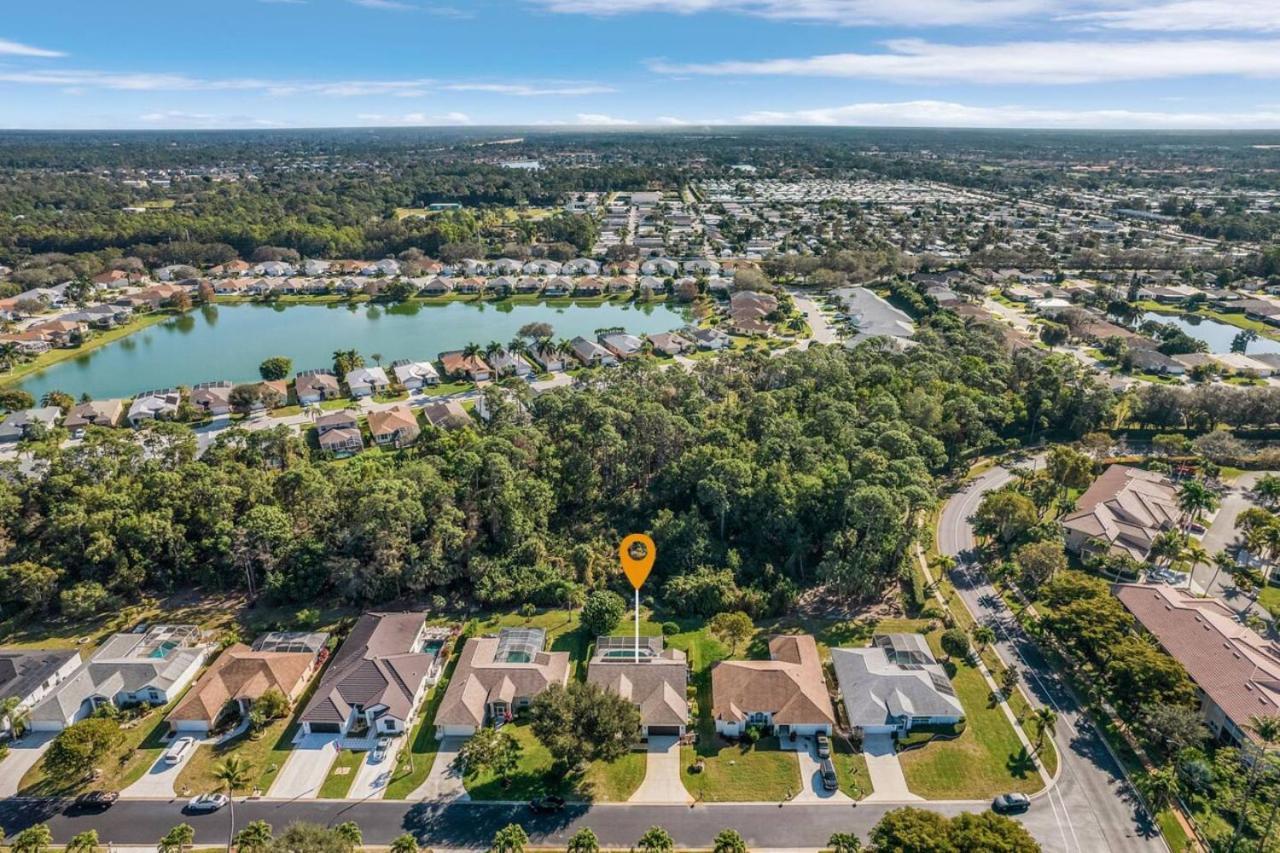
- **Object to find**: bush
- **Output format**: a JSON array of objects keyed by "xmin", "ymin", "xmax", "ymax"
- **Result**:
[
  {"xmin": 580, "ymin": 590, "xmax": 627, "ymax": 637},
  {"xmin": 661, "ymin": 621, "xmax": 680, "ymax": 636},
  {"xmin": 744, "ymin": 725, "xmax": 762, "ymax": 744},
  {"xmin": 518, "ymin": 602, "xmax": 537, "ymax": 617},
  {"xmin": 59, "ymin": 581, "xmax": 112, "ymax": 620}
]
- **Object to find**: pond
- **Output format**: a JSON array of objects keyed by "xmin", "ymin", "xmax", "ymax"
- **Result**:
[
  {"xmin": 17, "ymin": 299, "xmax": 689, "ymax": 401},
  {"xmin": 1139, "ymin": 311, "xmax": 1280, "ymax": 356}
]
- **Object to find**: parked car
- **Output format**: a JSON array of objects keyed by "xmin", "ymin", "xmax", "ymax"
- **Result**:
[
  {"xmin": 815, "ymin": 733, "xmax": 831, "ymax": 759},
  {"xmin": 992, "ymin": 792, "xmax": 1031, "ymax": 814},
  {"xmin": 372, "ymin": 736, "xmax": 391, "ymax": 762},
  {"xmin": 72, "ymin": 791, "xmax": 118, "ymax": 811},
  {"xmin": 819, "ymin": 758, "xmax": 839, "ymax": 792},
  {"xmin": 528, "ymin": 795, "xmax": 566, "ymax": 813},
  {"xmin": 186, "ymin": 793, "xmax": 229, "ymax": 813},
  {"xmin": 164, "ymin": 736, "xmax": 195, "ymax": 764}
]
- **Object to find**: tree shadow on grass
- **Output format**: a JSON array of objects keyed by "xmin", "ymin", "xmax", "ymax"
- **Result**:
[{"xmin": 1006, "ymin": 746, "xmax": 1037, "ymax": 779}]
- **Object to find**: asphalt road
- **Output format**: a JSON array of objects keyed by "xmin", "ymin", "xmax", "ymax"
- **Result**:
[
  {"xmin": 1190, "ymin": 470, "xmax": 1275, "ymax": 621},
  {"xmin": 937, "ymin": 460, "xmax": 1166, "ymax": 853},
  {"xmin": 0, "ymin": 795, "xmax": 1071, "ymax": 850}
]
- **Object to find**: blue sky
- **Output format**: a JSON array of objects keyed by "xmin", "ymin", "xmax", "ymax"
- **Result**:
[{"xmin": 2, "ymin": 0, "xmax": 1280, "ymax": 129}]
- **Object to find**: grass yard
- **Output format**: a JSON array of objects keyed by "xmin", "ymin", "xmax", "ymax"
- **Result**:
[
  {"xmin": 898, "ymin": 640, "xmax": 1044, "ymax": 799},
  {"xmin": 462, "ymin": 721, "xmax": 558, "ymax": 801},
  {"xmin": 579, "ymin": 748, "xmax": 647, "ymax": 801},
  {"xmin": 681, "ymin": 736, "xmax": 801, "ymax": 803},
  {"xmin": 1258, "ymin": 585, "xmax": 1280, "ymax": 619},
  {"xmin": 175, "ymin": 715, "xmax": 291, "ymax": 796},
  {"xmin": 832, "ymin": 736, "xmax": 873, "ymax": 800},
  {"xmin": 384, "ymin": 631, "xmax": 466, "ymax": 799},
  {"xmin": 318, "ymin": 749, "xmax": 365, "ymax": 799}
]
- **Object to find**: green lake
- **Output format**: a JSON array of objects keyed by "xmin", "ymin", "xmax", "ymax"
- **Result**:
[{"xmin": 17, "ymin": 299, "xmax": 689, "ymax": 401}]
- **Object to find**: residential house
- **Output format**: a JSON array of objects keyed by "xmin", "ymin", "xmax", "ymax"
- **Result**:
[
  {"xmin": 0, "ymin": 648, "xmax": 81, "ymax": 733},
  {"xmin": 439, "ymin": 350, "xmax": 492, "ymax": 382},
  {"xmin": 586, "ymin": 637, "xmax": 688, "ymax": 737},
  {"xmin": 423, "ymin": 277, "xmax": 454, "ymax": 296},
  {"xmin": 64, "ymin": 399, "xmax": 126, "ymax": 437},
  {"xmin": 1116, "ymin": 584, "xmax": 1280, "ymax": 748},
  {"xmin": 295, "ymin": 370, "xmax": 341, "ymax": 404},
  {"xmin": 434, "ymin": 628, "xmax": 570, "ymax": 738},
  {"xmin": 515, "ymin": 276, "xmax": 543, "ymax": 294},
  {"xmin": 1127, "ymin": 347, "xmax": 1186, "ymax": 376},
  {"xmin": 302, "ymin": 259, "xmax": 331, "ymax": 277},
  {"xmin": 315, "ymin": 410, "xmax": 364, "ymax": 456},
  {"xmin": 523, "ymin": 259, "xmax": 561, "ymax": 276},
  {"xmin": 600, "ymin": 332, "xmax": 644, "ymax": 359},
  {"xmin": 345, "ymin": 366, "xmax": 390, "ymax": 398},
  {"xmin": 647, "ymin": 331, "xmax": 693, "ymax": 356},
  {"xmin": 570, "ymin": 336, "xmax": 617, "ymax": 367},
  {"xmin": 710, "ymin": 635, "xmax": 835, "ymax": 737},
  {"xmin": 254, "ymin": 261, "xmax": 295, "ymax": 277},
  {"xmin": 1061, "ymin": 465, "xmax": 1180, "ymax": 560},
  {"xmin": 367, "ymin": 406, "xmax": 421, "ymax": 449},
  {"xmin": 688, "ymin": 327, "xmax": 731, "ymax": 350},
  {"xmin": 640, "ymin": 258, "xmax": 679, "ymax": 276},
  {"xmin": 562, "ymin": 258, "xmax": 601, "ymax": 276},
  {"xmin": 543, "ymin": 277, "xmax": 573, "ymax": 297},
  {"xmin": 92, "ymin": 269, "xmax": 132, "ymax": 288},
  {"xmin": 489, "ymin": 276, "xmax": 516, "ymax": 296},
  {"xmin": 0, "ymin": 407, "xmax": 60, "ymax": 444},
  {"xmin": 166, "ymin": 638, "xmax": 325, "ymax": 735},
  {"xmin": 422, "ymin": 399, "xmax": 472, "ymax": 430},
  {"xmin": 29, "ymin": 626, "xmax": 210, "ymax": 731},
  {"xmin": 831, "ymin": 635, "xmax": 965, "ymax": 737},
  {"xmin": 191, "ymin": 381, "xmax": 234, "ymax": 416},
  {"xmin": 529, "ymin": 344, "xmax": 567, "ymax": 372},
  {"xmin": 491, "ymin": 258, "xmax": 523, "ymax": 276},
  {"xmin": 574, "ymin": 277, "xmax": 605, "ymax": 297},
  {"xmin": 684, "ymin": 259, "xmax": 720, "ymax": 276},
  {"xmin": 392, "ymin": 359, "xmax": 440, "ymax": 389},
  {"xmin": 299, "ymin": 612, "xmax": 435, "ymax": 739},
  {"xmin": 487, "ymin": 349, "xmax": 533, "ymax": 378},
  {"xmin": 128, "ymin": 389, "xmax": 182, "ymax": 427}
]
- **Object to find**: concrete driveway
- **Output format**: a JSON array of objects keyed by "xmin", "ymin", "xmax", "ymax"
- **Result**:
[
  {"xmin": 628, "ymin": 736, "xmax": 691, "ymax": 804},
  {"xmin": 860, "ymin": 733, "xmax": 921, "ymax": 803},
  {"xmin": 788, "ymin": 737, "xmax": 852, "ymax": 803},
  {"xmin": 269, "ymin": 733, "xmax": 338, "ymax": 799},
  {"xmin": 347, "ymin": 737, "xmax": 403, "ymax": 800},
  {"xmin": 0, "ymin": 732, "xmax": 55, "ymax": 797},
  {"xmin": 122, "ymin": 736, "xmax": 202, "ymax": 799},
  {"xmin": 1191, "ymin": 470, "xmax": 1276, "ymax": 622},
  {"xmin": 409, "ymin": 736, "xmax": 470, "ymax": 802}
]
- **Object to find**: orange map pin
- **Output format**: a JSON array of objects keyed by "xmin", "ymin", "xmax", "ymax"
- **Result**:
[{"xmin": 619, "ymin": 533, "xmax": 656, "ymax": 590}]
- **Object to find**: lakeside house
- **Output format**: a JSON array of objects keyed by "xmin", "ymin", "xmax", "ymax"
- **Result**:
[
  {"xmin": 29, "ymin": 626, "xmax": 210, "ymax": 731},
  {"xmin": 64, "ymin": 399, "xmax": 127, "ymax": 437},
  {"xmin": 831, "ymin": 634, "xmax": 965, "ymax": 737},
  {"xmin": 710, "ymin": 635, "xmax": 835, "ymax": 738},
  {"xmin": 392, "ymin": 359, "xmax": 441, "ymax": 389},
  {"xmin": 344, "ymin": 366, "xmax": 390, "ymax": 398},
  {"xmin": 299, "ymin": 612, "xmax": 435, "ymax": 739},
  {"xmin": 0, "ymin": 407, "xmax": 61, "ymax": 444},
  {"xmin": 599, "ymin": 332, "xmax": 644, "ymax": 359},
  {"xmin": 295, "ymin": 369, "xmax": 341, "ymax": 404},
  {"xmin": 570, "ymin": 336, "xmax": 617, "ymax": 367},
  {"xmin": 439, "ymin": 350, "xmax": 492, "ymax": 382},
  {"xmin": 487, "ymin": 348, "xmax": 533, "ymax": 377},
  {"xmin": 648, "ymin": 331, "xmax": 693, "ymax": 356},
  {"xmin": 127, "ymin": 390, "xmax": 182, "ymax": 427},
  {"xmin": 434, "ymin": 628, "xmax": 570, "ymax": 738},
  {"xmin": 191, "ymin": 381, "xmax": 234, "ymax": 416}
]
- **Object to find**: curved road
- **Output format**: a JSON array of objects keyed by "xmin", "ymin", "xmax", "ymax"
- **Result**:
[{"xmin": 938, "ymin": 461, "xmax": 1166, "ymax": 853}]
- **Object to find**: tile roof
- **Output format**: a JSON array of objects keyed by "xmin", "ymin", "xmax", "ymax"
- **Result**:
[
  {"xmin": 1062, "ymin": 465, "xmax": 1180, "ymax": 559},
  {"xmin": 710, "ymin": 635, "xmax": 835, "ymax": 727},
  {"xmin": 435, "ymin": 631, "xmax": 570, "ymax": 728},
  {"xmin": 300, "ymin": 612, "xmax": 432, "ymax": 726},
  {"xmin": 167, "ymin": 644, "xmax": 316, "ymax": 726},
  {"xmin": 586, "ymin": 638, "xmax": 687, "ymax": 728}
]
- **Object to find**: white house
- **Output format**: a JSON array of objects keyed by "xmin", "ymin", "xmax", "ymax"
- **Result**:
[
  {"xmin": 344, "ymin": 366, "xmax": 390, "ymax": 398},
  {"xmin": 0, "ymin": 648, "xmax": 81, "ymax": 733},
  {"xmin": 392, "ymin": 359, "xmax": 440, "ymax": 389}
]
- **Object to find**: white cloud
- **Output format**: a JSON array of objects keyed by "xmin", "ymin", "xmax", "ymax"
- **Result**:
[
  {"xmin": 139, "ymin": 110, "xmax": 288, "ymax": 128},
  {"xmin": 574, "ymin": 113, "xmax": 638, "ymax": 124},
  {"xmin": 531, "ymin": 0, "xmax": 1050, "ymax": 26},
  {"xmin": 0, "ymin": 37, "xmax": 65, "ymax": 58},
  {"xmin": 652, "ymin": 38, "xmax": 1280, "ymax": 84},
  {"xmin": 444, "ymin": 82, "xmax": 616, "ymax": 96},
  {"xmin": 1062, "ymin": 0, "xmax": 1280, "ymax": 32},
  {"xmin": 737, "ymin": 98, "xmax": 1280, "ymax": 128},
  {"xmin": 355, "ymin": 111, "xmax": 472, "ymax": 124},
  {"xmin": 351, "ymin": 0, "xmax": 415, "ymax": 9}
]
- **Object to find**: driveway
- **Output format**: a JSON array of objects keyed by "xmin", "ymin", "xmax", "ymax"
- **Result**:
[
  {"xmin": 860, "ymin": 734, "xmax": 920, "ymax": 803},
  {"xmin": 409, "ymin": 736, "xmax": 469, "ymax": 802},
  {"xmin": 123, "ymin": 736, "xmax": 202, "ymax": 799},
  {"xmin": 269, "ymin": 733, "xmax": 338, "ymax": 799},
  {"xmin": 1191, "ymin": 470, "xmax": 1276, "ymax": 622},
  {"xmin": 0, "ymin": 732, "xmax": 55, "ymax": 797},
  {"xmin": 628, "ymin": 736, "xmax": 691, "ymax": 804},
  {"xmin": 788, "ymin": 737, "xmax": 851, "ymax": 803},
  {"xmin": 347, "ymin": 737, "xmax": 403, "ymax": 801}
]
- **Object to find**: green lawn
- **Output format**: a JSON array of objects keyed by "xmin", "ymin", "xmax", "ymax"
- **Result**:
[
  {"xmin": 898, "ymin": 634, "xmax": 1044, "ymax": 799},
  {"xmin": 176, "ymin": 714, "xmax": 291, "ymax": 796},
  {"xmin": 1259, "ymin": 585, "xmax": 1280, "ymax": 619},
  {"xmin": 681, "ymin": 736, "xmax": 801, "ymax": 802},
  {"xmin": 318, "ymin": 749, "xmax": 364, "ymax": 799},
  {"xmin": 832, "ymin": 736, "xmax": 873, "ymax": 800},
  {"xmin": 579, "ymin": 749, "xmax": 648, "ymax": 801},
  {"xmin": 384, "ymin": 632, "xmax": 465, "ymax": 799}
]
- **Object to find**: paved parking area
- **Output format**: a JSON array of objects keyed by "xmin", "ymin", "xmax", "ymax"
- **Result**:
[
  {"xmin": 628, "ymin": 736, "xmax": 691, "ymax": 804},
  {"xmin": 269, "ymin": 733, "xmax": 338, "ymax": 799},
  {"xmin": 123, "ymin": 736, "xmax": 203, "ymax": 798},
  {"xmin": 409, "ymin": 736, "xmax": 469, "ymax": 801},
  {"xmin": 0, "ymin": 732, "xmax": 54, "ymax": 797},
  {"xmin": 788, "ymin": 737, "xmax": 851, "ymax": 803},
  {"xmin": 347, "ymin": 737, "xmax": 403, "ymax": 800},
  {"xmin": 861, "ymin": 733, "xmax": 921, "ymax": 802}
]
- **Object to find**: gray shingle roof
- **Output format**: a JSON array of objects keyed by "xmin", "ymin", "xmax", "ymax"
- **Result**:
[
  {"xmin": 0, "ymin": 648, "xmax": 79, "ymax": 703},
  {"xmin": 831, "ymin": 636, "xmax": 964, "ymax": 730}
]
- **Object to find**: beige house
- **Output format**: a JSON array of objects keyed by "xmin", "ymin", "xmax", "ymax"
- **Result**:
[
  {"xmin": 434, "ymin": 628, "xmax": 569, "ymax": 738},
  {"xmin": 586, "ymin": 636, "xmax": 688, "ymax": 737},
  {"xmin": 710, "ymin": 635, "xmax": 835, "ymax": 737},
  {"xmin": 1061, "ymin": 465, "xmax": 1180, "ymax": 560},
  {"xmin": 367, "ymin": 406, "xmax": 421, "ymax": 448},
  {"xmin": 166, "ymin": 640, "xmax": 324, "ymax": 734}
]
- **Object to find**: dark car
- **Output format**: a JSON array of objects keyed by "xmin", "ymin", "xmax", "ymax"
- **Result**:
[
  {"xmin": 815, "ymin": 733, "xmax": 831, "ymax": 759},
  {"xmin": 819, "ymin": 758, "xmax": 839, "ymax": 792},
  {"xmin": 71, "ymin": 791, "xmax": 118, "ymax": 812},
  {"xmin": 992, "ymin": 793, "xmax": 1031, "ymax": 814},
  {"xmin": 528, "ymin": 795, "xmax": 566, "ymax": 813}
]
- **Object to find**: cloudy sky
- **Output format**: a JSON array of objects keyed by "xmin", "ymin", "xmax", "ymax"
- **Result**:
[{"xmin": 3, "ymin": 0, "xmax": 1280, "ymax": 129}]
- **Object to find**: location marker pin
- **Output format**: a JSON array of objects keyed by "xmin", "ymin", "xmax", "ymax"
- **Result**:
[{"xmin": 619, "ymin": 533, "xmax": 656, "ymax": 590}]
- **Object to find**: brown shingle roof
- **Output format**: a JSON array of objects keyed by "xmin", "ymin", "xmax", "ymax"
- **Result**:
[
  {"xmin": 710, "ymin": 635, "xmax": 835, "ymax": 726},
  {"xmin": 167, "ymin": 644, "xmax": 315, "ymax": 726},
  {"xmin": 435, "ymin": 634, "xmax": 569, "ymax": 728}
]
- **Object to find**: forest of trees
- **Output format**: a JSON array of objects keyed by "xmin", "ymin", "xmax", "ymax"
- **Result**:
[{"xmin": 0, "ymin": 317, "xmax": 1113, "ymax": 620}]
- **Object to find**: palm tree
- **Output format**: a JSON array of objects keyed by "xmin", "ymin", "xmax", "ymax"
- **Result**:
[
  {"xmin": 1229, "ymin": 715, "xmax": 1280, "ymax": 852},
  {"xmin": 1031, "ymin": 707, "xmax": 1057, "ymax": 754},
  {"xmin": 1255, "ymin": 475, "xmax": 1280, "ymax": 509},
  {"xmin": 1, "ymin": 696, "xmax": 30, "ymax": 738},
  {"xmin": 566, "ymin": 828, "xmax": 600, "ymax": 853},
  {"xmin": 972, "ymin": 624, "xmax": 996, "ymax": 652},
  {"xmin": 1149, "ymin": 529, "xmax": 1187, "ymax": 569},
  {"xmin": 1177, "ymin": 479, "xmax": 1219, "ymax": 531},
  {"xmin": 462, "ymin": 342, "xmax": 483, "ymax": 361},
  {"xmin": 370, "ymin": 352, "xmax": 383, "ymax": 366},
  {"xmin": 1137, "ymin": 766, "xmax": 1180, "ymax": 813},
  {"xmin": 234, "ymin": 821, "xmax": 273, "ymax": 853},
  {"xmin": 1206, "ymin": 550, "xmax": 1239, "ymax": 598},
  {"xmin": 66, "ymin": 830, "xmax": 99, "ymax": 853},
  {"xmin": 213, "ymin": 754, "xmax": 252, "ymax": 793},
  {"xmin": 388, "ymin": 834, "xmax": 419, "ymax": 853}
]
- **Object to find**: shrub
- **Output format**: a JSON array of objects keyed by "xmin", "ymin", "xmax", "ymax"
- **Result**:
[
  {"xmin": 661, "ymin": 621, "xmax": 680, "ymax": 636},
  {"xmin": 580, "ymin": 590, "xmax": 627, "ymax": 637}
]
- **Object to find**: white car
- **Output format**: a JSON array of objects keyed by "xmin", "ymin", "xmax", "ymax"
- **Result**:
[
  {"xmin": 164, "ymin": 737, "xmax": 195, "ymax": 764},
  {"xmin": 372, "ymin": 736, "xmax": 391, "ymax": 763},
  {"xmin": 185, "ymin": 793, "xmax": 229, "ymax": 813}
]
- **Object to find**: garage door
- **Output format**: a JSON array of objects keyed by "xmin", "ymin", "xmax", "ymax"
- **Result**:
[
  {"xmin": 309, "ymin": 722, "xmax": 341, "ymax": 734},
  {"xmin": 648, "ymin": 726, "xmax": 682, "ymax": 736}
]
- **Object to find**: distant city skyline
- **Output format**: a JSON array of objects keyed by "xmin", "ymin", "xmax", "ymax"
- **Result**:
[{"xmin": 4, "ymin": 0, "xmax": 1280, "ymax": 129}]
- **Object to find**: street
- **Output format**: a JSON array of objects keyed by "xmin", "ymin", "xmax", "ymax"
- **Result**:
[{"xmin": 937, "ymin": 461, "xmax": 1166, "ymax": 853}]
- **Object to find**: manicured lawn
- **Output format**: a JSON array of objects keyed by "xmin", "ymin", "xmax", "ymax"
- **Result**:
[
  {"xmin": 176, "ymin": 715, "xmax": 291, "ymax": 796},
  {"xmin": 1258, "ymin": 585, "xmax": 1280, "ymax": 619},
  {"xmin": 318, "ymin": 749, "xmax": 364, "ymax": 799},
  {"xmin": 420, "ymin": 381, "xmax": 473, "ymax": 397},
  {"xmin": 832, "ymin": 736, "xmax": 872, "ymax": 800},
  {"xmin": 384, "ymin": 631, "xmax": 465, "ymax": 799},
  {"xmin": 579, "ymin": 748, "xmax": 647, "ymax": 801},
  {"xmin": 898, "ymin": 638, "xmax": 1044, "ymax": 799},
  {"xmin": 463, "ymin": 721, "xmax": 558, "ymax": 801},
  {"xmin": 681, "ymin": 736, "xmax": 801, "ymax": 803}
]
